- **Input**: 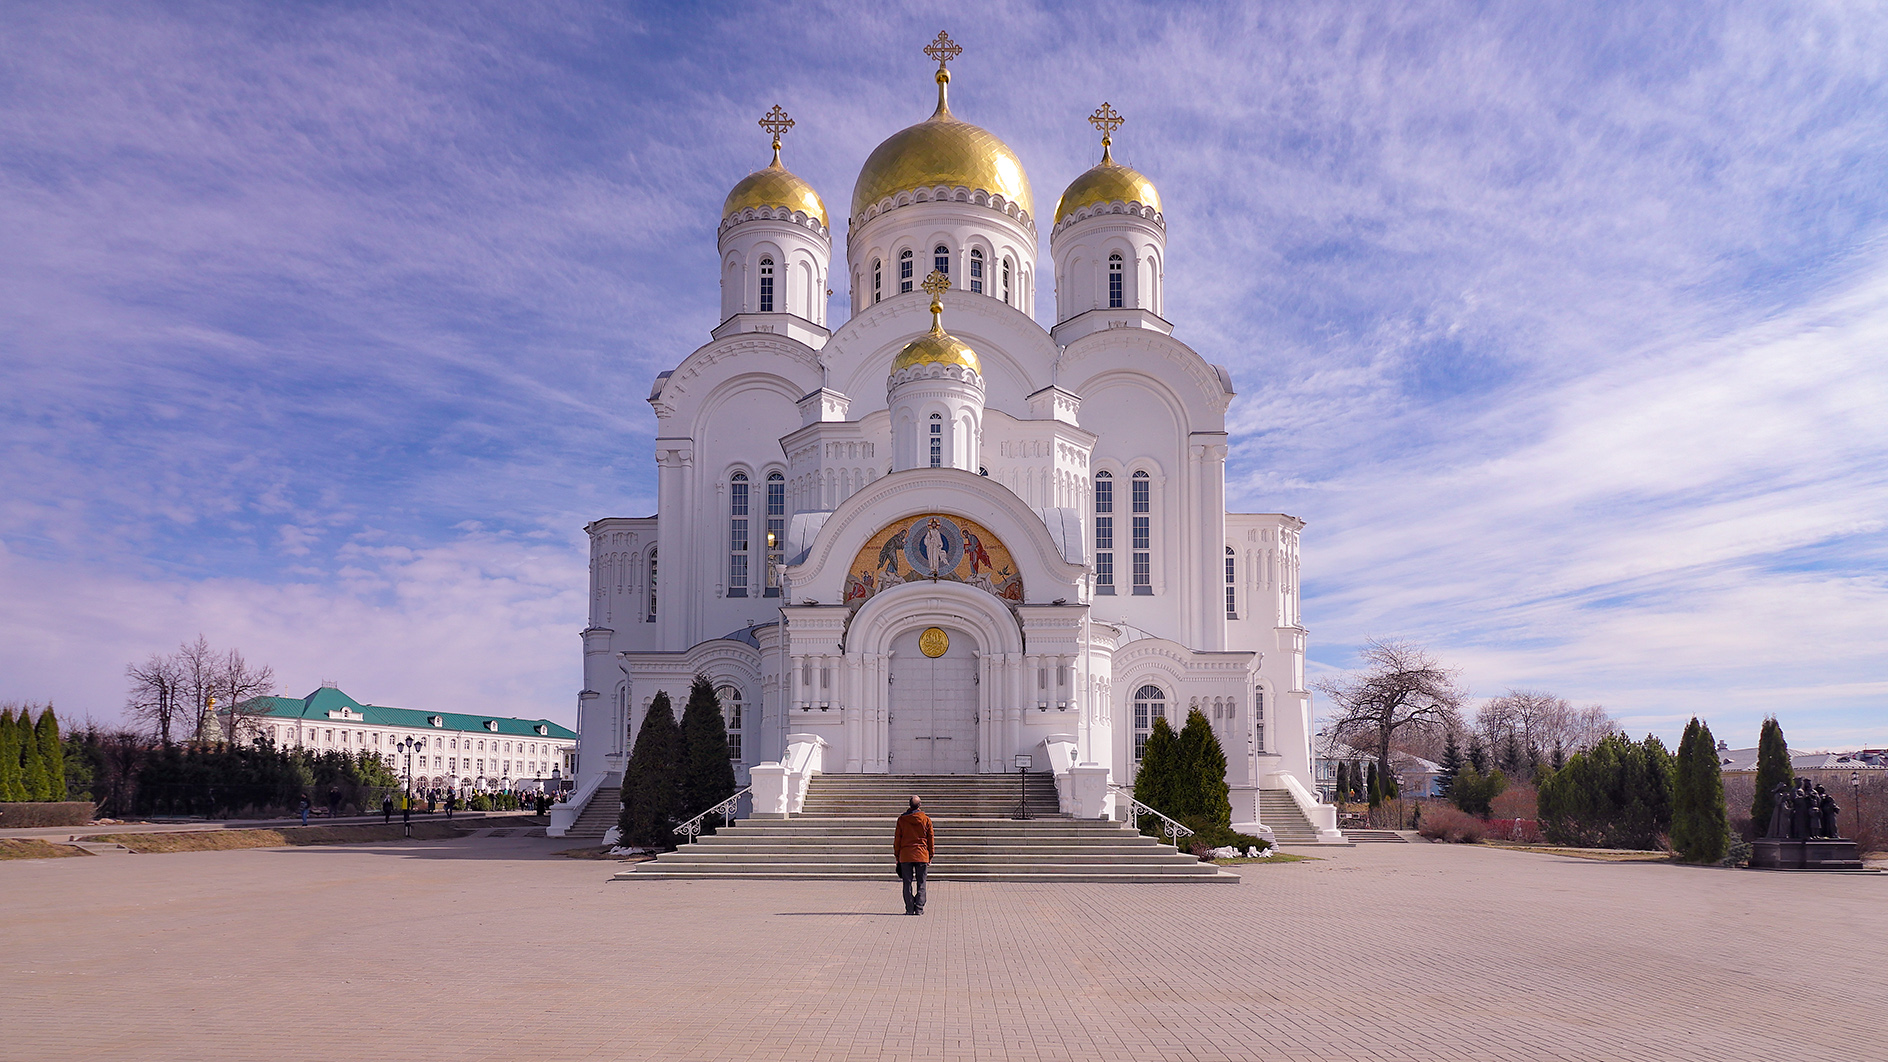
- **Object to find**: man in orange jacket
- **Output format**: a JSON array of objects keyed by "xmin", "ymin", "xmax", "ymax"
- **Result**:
[{"xmin": 894, "ymin": 796, "xmax": 935, "ymax": 915}]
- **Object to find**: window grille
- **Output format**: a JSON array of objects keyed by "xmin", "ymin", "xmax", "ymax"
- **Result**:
[
  {"xmin": 872, "ymin": 258, "xmax": 882, "ymax": 303},
  {"xmin": 1094, "ymin": 471, "xmax": 1114, "ymax": 594},
  {"xmin": 934, "ymin": 244, "xmax": 949, "ymax": 277},
  {"xmin": 1002, "ymin": 257, "xmax": 1013, "ymax": 305},
  {"xmin": 1131, "ymin": 471, "xmax": 1151, "ymax": 594},
  {"xmin": 929, "ymin": 413, "xmax": 943, "ymax": 468},
  {"xmin": 899, "ymin": 249, "xmax": 913, "ymax": 292},
  {"xmin": 764, "ymin": 472, "xmax": 785, "ymax": 596},
  {"xmin": 1225, "ymin": 546, "xmax": 1237, "ymax": 617},
  {"xmin": 728, "ymin": 472, "xmax": 749, "ymax": 597},
  {"xmin": 1133, "ymin": 685, "xmax": 1165, "ymax": 762},
  {"xmin": 758, "ymin": 257, "xmax": 774, "ymax": 313},
  {"xmin": 718, "ymin": 686, "xmax": 743, "ymax": 762},
  {"xmin": 969, "ymin": 249, "xmax": 984, "ymax": 293},
  {"xmin": 1108, "ymin": 253, "xmax": 1124, "ymax": 308}
]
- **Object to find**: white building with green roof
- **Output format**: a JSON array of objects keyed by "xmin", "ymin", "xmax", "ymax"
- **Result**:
[{"xmin": 228, "ymin": 685, "xmax": 576, "ymax": 793}]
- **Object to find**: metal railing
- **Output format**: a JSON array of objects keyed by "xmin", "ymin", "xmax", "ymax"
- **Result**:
[
  {"xmin": 673, "ymin": 786, "xmax": 752, "ymax": 844},
  {"xmin": 1107, "ymin": 783, "xmax": 1196, "ymax": 845}
]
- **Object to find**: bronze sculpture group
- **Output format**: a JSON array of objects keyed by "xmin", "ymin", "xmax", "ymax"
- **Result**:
[{"xmin": 1763, "ymin": 777, "xmax": 1843, "ymax": 840}]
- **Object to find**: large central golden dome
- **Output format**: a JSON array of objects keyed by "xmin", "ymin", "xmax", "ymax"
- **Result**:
[{"xmin": 850, "ymin": 69, "xmax": 1032, "ymax": 221}]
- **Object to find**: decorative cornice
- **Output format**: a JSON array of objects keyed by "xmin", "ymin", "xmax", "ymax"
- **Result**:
[
  {"xmin": 1050, "ymin": 199, "xmax": 1164, "ymax": 238},
  {"xmin": 851, "ymin": 184, "xmax": 1035, "ymax": 232},
  {"xmin": 719, "ymin": 206, "xmax": 831, "ymax": 242}
]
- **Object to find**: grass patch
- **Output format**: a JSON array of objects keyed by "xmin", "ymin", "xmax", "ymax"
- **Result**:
[
  {"xmin": 1214, "ymin": 853, "xmax": 1316, "ymax": 865},
  {"xmin": 0, "ymin": 838, "xmax": 93, "ymax": 860},
  {"xmin": 75, "ymin": 822, "xmax": 464, "ymax": 854},
  {"xmin": 1486, "ymin": 843, "xmax": 1672, "ymax": 862}
]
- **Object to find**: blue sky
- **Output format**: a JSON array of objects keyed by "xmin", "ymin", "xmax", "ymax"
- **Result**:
[{"xmin": 2, "ymin": 2, "xmax": 1884, "ymax": 749}]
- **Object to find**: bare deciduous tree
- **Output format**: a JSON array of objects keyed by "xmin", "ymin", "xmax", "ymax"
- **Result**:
[
  {"xmin": 125, "ymin": 654, "xmax": 185, "ymax": 745},
  {"xmin": 125, "ymin": 636, "xmax": 276, "ymax": 744},
  {"xmin": 214, "ymin": 648, "xmax": 277, "ymax": 742},
  {"xmin": 1477, "ymin": 690, "xmax": 1618, "ymax": 758},
  {"xmin": 1316, "ymin": 639, "xmax": 1468, "ymax": 777}
]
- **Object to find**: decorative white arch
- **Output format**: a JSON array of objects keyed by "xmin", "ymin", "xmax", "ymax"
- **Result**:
[{"xmin": 845, "ymin": 579, "xmax": 1024, "ymax": 657}]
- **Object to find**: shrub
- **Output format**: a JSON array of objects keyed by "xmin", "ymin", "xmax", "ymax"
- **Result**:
[
  {"xmin": 1130, "ymin": 716, "xmax": 1181, "ymax": 838},
  {"xmin": 618, "ymin": 690, "xmax": 682, "ymax": 849},
  {"xmin": 1451, "ymin": 766, "xmax": 1508, "ymax": 816},
  {"xmin": 1489, "ymin": 784, "xmax": 1538, "ymax": 821},
  {"xmin": 1417, "ymin": 805, "xmax": 1486, "ymax": 843},
  {"xmin": 1537, "ymin": 732, "xmax": 1674, "ymax": 849},
  {"xmin": 1185, "ymin": 824, "xmax": 1269, "ymax": 860}
]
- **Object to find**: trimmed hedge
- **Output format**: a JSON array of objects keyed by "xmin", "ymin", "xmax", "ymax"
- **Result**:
[{"xmin": 0, "ymin": 801, "xmax": 96, "ymax": 827}]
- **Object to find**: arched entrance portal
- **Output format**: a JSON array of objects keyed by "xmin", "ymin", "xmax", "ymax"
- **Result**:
[{"xmin": 887, "ymin": 625, "xmax": 978, "ymax": 774}]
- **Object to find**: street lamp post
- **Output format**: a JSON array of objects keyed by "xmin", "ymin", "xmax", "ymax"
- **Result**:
[
  {"xmin": 1014, "ymin": 754, "xmax": 1033, "ymax": 821},
  {"xmin": 1852, "ymin": 771, "xmax": 1862, "ymax": 840},
  {"xmin": 395, "ymin": 736, "xmax": 422, "ymax": 836}
]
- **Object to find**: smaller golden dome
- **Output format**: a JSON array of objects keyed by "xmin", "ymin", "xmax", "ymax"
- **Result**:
[
  {"xmin": 1054, "ymin": 148, "xmax": 1161, "ymax": 224},
  {"xmin": 892, "ymin": 271, "xmax": 981, "ymax": 374},
  {"xmin": 725, "ymin": 108, "xmax": 827, "ymax": 227}
]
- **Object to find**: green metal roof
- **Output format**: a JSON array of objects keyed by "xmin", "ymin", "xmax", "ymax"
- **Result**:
[{"xmin": 241, "ymin": 686, "xmax": 576, "ymax": 740}]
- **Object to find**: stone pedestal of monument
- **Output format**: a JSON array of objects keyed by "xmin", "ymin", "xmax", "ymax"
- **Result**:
[{"xmin": 1751, "ymin": 837, "xmax": 1864, "ymax": 870}]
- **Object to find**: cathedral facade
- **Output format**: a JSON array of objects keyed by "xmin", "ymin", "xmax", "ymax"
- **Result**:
[{"xmin": 571, "ymin": 37, "xmax": 1317, "ymax": 832}]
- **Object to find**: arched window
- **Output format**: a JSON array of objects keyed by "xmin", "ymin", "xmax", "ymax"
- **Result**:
[
  {"xmin": 1225, "ymin": 545, "xmax": 1237, "ymax": 618},
  {"xmin": 717, "ymin": 685, "xmax": 744, "ymax": 762},
  {"xmin": 1002, "ymin": 257, "xmax": 1014, "ymax": 305},
  {"xmin": 727, "ymin": 473, "xmax": 749, "ymax": 597},
  {"xmin": 934, "ymin": 244, "xmax": 950, "ymax": 278},
  {"xmin": 759, "ymin": 257, "xmax": 775, "ymax": 313},
  {"xmin": 1131, "ymin": 471, "xmax": 1152, "ymax": 594},
  {"xmin": 929, "ymin": 412, "xmax": 943, "ymax": 468},
  {"xmin": 1093, "ymin": 471, "xmax": 1114, "ymax": 595},
  {"xmin": 1254, "ymin": 686, "xmax": 1267, "ymax": 753},
  {"xmin": 1133, "ymin": 685, "xmax": 1166, "ymax": 762},
  {"xmin": 647, "ymin": 549, "xmax": 658, "ymax": 621},
  {"xmin": 1108, "ymin": 253, "xmax": 1124, "ymax": 308},
  {"xmin": 969, "ymin": 248, "xmax": 984, "ymax": 293},
  {"xmin": 899, "ymin": 249, "xmax": 914, "ymax": 293},
  {"xmin": 764, "ymin": 471, "xmax": 785, "ymax": 596},
  {"xmin": 872, "ymin": 258, "xmax": 882, "ymax": 304}
]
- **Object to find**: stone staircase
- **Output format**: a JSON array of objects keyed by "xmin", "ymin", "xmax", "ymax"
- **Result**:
[
  {"xmin": 1344, "ymin": 829, "xmax": 1409, "ymax": 843},
  {"xmin": 1257, "ymin": 789, "xmax": 1329, "ymax": 845},
  {"xmin": 562, "ymin": 785, "xmax": 621, "ymax": 841},
  {"xmin": 616, "ymin": 774, "xmax": 1236, "ymax": 883}
]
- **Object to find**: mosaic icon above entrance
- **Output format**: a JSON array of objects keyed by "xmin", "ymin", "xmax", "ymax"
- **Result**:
[
  {"xmin": 919, "ymin": 627, "xmax": 950, "ymax": 657},
  {"xmin": 845, "ymin": 513, "xmax": 1023, "ymax": 608}
]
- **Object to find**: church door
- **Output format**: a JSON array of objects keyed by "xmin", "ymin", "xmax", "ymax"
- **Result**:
[{"xmin": 887, "ymin": 626, "xmax": 978, "ymax": 774}]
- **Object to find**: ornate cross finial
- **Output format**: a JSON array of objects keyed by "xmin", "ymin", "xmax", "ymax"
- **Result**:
[
  {"xmin": 924, "ymin": 30, "xmax": 962, "ymax": 69},
  {"xmin": 920, "ymin": 269, "xmax": 951, "ymax": 331},
  {"xmin": 1089, "ymin": 102, "xmax": 1124, "ymax": 163},
  {"xmin": 758, "ymin": 104, "xmax": 794, "ymax": 164}
]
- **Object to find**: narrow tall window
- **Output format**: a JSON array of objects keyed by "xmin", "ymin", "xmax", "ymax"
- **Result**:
[
  {"xmin": 1133, "ymin": 685, "xmax": 1165, "ymax": 762},
  {"xmin": 1131, "ymin": 471, "xmax": 1151, "ymax": 594},
  {"xmin": 899, "ymin": 249, "xmax": 914, "ymax": 292},
  {"xmin": 1002, "ymin": 257, "xmax": 1013, "ymax": 305},
  {"xmin": 647, "ymin": 549, "xmax": 658, "ymax": 621},
  {"xmin": 1225, "ymin": 545, "xmax": 1237, "ymax": 618},
  {"xmin": 1254, "ymin": 688, "xmax": 1266, "ymax": 753},
  {"xmin": 759, "ymin": 257, "xmax": 775, "ymax": 313},
  {"xmin": 934, "ymin": 244, "xmax": 950, "ymax": 278},
  {"xmin": 718, "ymin": 686, "xmax": 744, "ymax": 762},
  {"xmin": 872, "ymin": 258, "xmax": 882, "ymax": 303},
  {"xmin": 1108, "ymin": 253, "xmax": 1124, "ymax": 308},
  {"xmin": 727, "ymin": 473, "xmax": 749, "ymax": 597},
  {"xmin": 969, "ymin": 248, "xmax": 984, "ymax": 293},
  {"xmin": 1093, "ymin": 471, "xmax": 1114, "ymax": 595},
  {"xmin": 764, "ymin": 471, "xmax": 785, "ymax": 596},
  {"xmin": 929, "ymin": 413, "xmax": 943, "ymax": 468}
]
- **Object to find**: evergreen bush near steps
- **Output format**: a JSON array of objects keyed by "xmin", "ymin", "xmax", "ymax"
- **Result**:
[
  {"xmin": 0, "ymin": 709, "xmax": 22, "ymax": 802},
  {"xmin": 677, "ymin": 676, "xmax": 738, "ymax": 830},
  {"xmin": 1672, "ymin": 717, "xmax": 1729, "ymax": 864},
  {"xmin": 618, "ymin": 690, "xmax": 682, "ymax": 850}
]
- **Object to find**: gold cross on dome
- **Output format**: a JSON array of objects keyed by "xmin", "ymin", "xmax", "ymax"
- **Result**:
[
  {"xmin": 759, "ymin": 104, "xmax": 795, "ymax": 145},
  {"xmin": 920, "ymin": 270, "xmax": 951, "ymax": 298},
  {"xmin": 925, "ymin": 30, "xmax": 962, "ymax": 69},
  {"xmin": 1089, "ymin": 102, "xmax": 1124, "ymax": 144}
]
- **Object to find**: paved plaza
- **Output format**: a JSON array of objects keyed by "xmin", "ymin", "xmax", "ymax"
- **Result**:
[{"xmin": 4, "ymin": 835, "xmax": 1883, "ymax": 1061}]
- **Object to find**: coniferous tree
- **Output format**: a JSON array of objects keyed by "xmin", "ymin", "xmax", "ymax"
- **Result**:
[
  {"xmin": 1550, "ymin": 738, "xmax": 1566, "ymax": 771},
  {"xmin": 1132, "ymin": 716, "xmax": 1181, "ymax": 837},
  {"xmin": 1350, "ymin": 760, "xmax": 1366, "ymax": 802},
  {"xmin": 0, "ymin": 709, "xmax": 23, "ymax": 802},
  {"xmin": 36, "ymin": 707, "xmax": 66, "ymax": 800},
  {"xmin": 1467, "ymin": 734, "xmax": 1489, "ymax": 774},
  {"xmin": 1174, "ymin": 708, "xmax": 1232, "ymax": 831},
  {"xmin": 1750, "ymin": 717, "xmax": 1791, "ymax": 837},
  {"xmin": 1334, "ymin": 760, "xmax": 1350, "ymax": 804},
  {"xmin": 19, "ymin": 713, "xmax": 51, "ymax": 801},
  {"xmin": 1366, "ymin": 760, "xmax": 1382, "ymax": 806},
  {"xmin": 1437, "ymin": 731, "xmax": 1463, "ymax": 796},
  {"xmin": 1451, "ymin": 765, "xmax": 1507, "ymax": 816},
  {"xmin": 1672, "ymin": 718, "xmax": 1729, "ymax": 864},
  {"xmin": 1500, "ymin": 732, "xmax": 1525, "ymax": 776},
  {"xmin": 617, "ymin": 691, "xmax": 682, "ymax": 849},
  {"xmin": 677, "ymin": 676, "xmax": 738, "ymax": 830}
]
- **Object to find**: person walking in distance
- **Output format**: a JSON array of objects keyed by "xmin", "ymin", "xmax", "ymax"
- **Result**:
[
  {"xmin": 894, "ymin": 795, "xmax": 935, "ymax": 915},
  {"xmin": 381, "ymin": 793, "xmax": 393, "ymax": 824},
  {"xmin": 298, "ymin": 793, "xmax": 310, "ymax": 826}
]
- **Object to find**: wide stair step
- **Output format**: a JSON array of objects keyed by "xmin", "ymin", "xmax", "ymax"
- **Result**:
[
  {"xmin": 618, "ymin": 775, "xmax": 1236, "ymax": 884},
  {"xmin": 1257, "ymin": 790, "xmax": 1328, "ymax": 844},
  {"xmin": 563, "ymin": 785, "xmax": 621, "ymax": 840},
  {"xmin": 1345, "ymin": 829, "xmax": 1408, "ymax": 843}
]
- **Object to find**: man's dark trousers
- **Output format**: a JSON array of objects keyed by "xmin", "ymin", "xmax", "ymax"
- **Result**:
[{"xmin": 898, "ymin": 861, "xmax": 928, "ymax": 914}]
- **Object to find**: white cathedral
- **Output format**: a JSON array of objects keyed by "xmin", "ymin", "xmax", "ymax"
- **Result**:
[{"xmin": 563, "ymin": 36, "xmax": 1334, "ymax": 839}]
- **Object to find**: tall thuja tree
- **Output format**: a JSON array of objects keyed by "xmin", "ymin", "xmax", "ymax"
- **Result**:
[
  {"xmin": 19, "ymin": 711, "xmax": 51, "ymax": 801},
  {"xmin": 677, "ymin": 676, "xmax": 737, "ymax": 829},
  {"xmin": 1132, "ymin": 715, "xmax": 1181, "ymax": 837},
  {"xmin": 1751, "ymin": 717, "xmax": 1791, "ymax": 837},
  {"xmin": 1334, "ymin": 760, "xmax": 1350, "ymax": 804},
  {"xmin": 0, "ymin": 709, "xmax": 23, "ymax": 801},
  {"xmin": 618, "ymin": 691, "xmax": 683, "ymax": 849},
  {"xmin": 1437, "ymin": 731, "xmax": 1462, "ymax": 797},
  {"xmin": 1174, "ymin": 708, "xmax": 1232, "ymax": 831},
  {"xmin": 1366, "ymin": 760, "xmax": 1382, "ymax": 807},
  {"xmin": 35, "ymin": 707, "xmax": 66, "ymax": 800},
  {"xmin": 1672, "ymin": 718, "xmax": 1728, "ymax": 864}
]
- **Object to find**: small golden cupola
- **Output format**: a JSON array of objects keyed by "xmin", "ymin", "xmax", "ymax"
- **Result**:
[
  {"xmin": 892, "ymin": 270, "xmax": 980, "ymax": 373},
  {"xmin": 1054, "ymin": 102, "xmax": 1161, "ymax": 226},
  {"xmin": 723, "ymin": 105, "xmax": 828, "ymax": 227}
]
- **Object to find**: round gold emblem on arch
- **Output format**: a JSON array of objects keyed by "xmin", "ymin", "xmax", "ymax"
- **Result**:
[{"xmin": 918, "ymin": 627, "xmax": 950, "ymax": 658}]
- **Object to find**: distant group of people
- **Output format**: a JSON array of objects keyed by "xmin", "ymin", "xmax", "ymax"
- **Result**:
[{"xmin": 293, "ymin": 785, "xmax": 565, "ymax": 827}]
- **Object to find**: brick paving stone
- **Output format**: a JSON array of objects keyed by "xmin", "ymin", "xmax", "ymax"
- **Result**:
[{"xmin": 2, "ymin": 836, "xmax": 1884, "ymax": 1061}]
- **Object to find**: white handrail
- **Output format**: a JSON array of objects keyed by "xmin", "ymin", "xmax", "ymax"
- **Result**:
[
  {"xmin": 673, "ymin": 786, "xmax": 752, "ymax": 844},
  {"xmin": 1107, "ymin": 783, "xmax": 1196, "ymax": 844}
]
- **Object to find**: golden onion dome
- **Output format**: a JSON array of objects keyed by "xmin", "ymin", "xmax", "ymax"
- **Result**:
[
  {"xmin": 1054, "ymin": 149, "xmax": 1161, "ymax": 224},
  {"xmin": 850, "ymin": 65, "xmax": 1032, "ymax": 221},
  {"xmin": 892, "ymin": 271, "xmax": 981, "ymax": 374},
  {"xmin": 723, "ymin": 151, "xmax": 828, "ymax": 228}
]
